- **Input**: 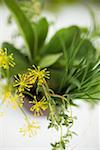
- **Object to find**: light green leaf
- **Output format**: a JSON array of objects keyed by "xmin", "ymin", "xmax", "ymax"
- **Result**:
[
  {"xmin": 3, "ymin": 0, "xmax": 36, "ymax": 60},
  {"xmin": 39, "ymin": 53, "xmax": 62, "ymax": 68}
]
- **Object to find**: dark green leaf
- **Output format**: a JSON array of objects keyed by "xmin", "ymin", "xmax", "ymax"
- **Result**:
[
  {"xmin": 36, "ymin": 17, "xmax": 48, "ymax": 50},
  {"xmin": 4, "ymin": 0, "xmax": 36, "ymax": 60},
  {"xmin": 76, "ymin": 39, "xmax": 96, "ymax": 60}
]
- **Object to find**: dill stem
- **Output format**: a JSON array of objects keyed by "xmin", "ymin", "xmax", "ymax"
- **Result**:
[
  {"xmin": 23, "ymin": 91, "xmax": 34, "ymax": 99},
  {"xmin": 50, "ymin": 93, "xmax": 69, "ymax": 103},
  {"xmin": 6, "ymin": 68, "xmax": 10, "ymax": 83},
  {"xmin": 60, "ymin": 124, "xmax": 63, "ymax": 141},
  {"xmin": 42, "ymin": 84, "xmax": 56, "ymax": 123},
  {"xmin": 18, "ymin": 105, "xmax": 30, "ymax": 124}
]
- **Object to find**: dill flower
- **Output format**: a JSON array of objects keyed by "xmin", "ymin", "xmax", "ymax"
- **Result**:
[
  {"xmin": 29, "ymin": 96, "xmax": 48, "ymax": 116},
  {"xmin": 0, "ymin": 48, "xmax": 15, "ymax": 69},
  {"xmin": 10, "ymin": 93, "xmax": 24, "ymax": 110},
  {"xmin": 28, "ymin": 65, "xmax": 50, "ymax": 86},
  {"xmin": 14, "ymin": 73, "xmax": 35, "ymax": 93},
  {"xmin": 0, "ymin": 84, "xmax": 24, "ymax": 109},
  {"xmin": 19, "ymin": 120, "xmax": 40, "ymax": 137},
  {"xmin": 0, "ymin": 85, "xmax": 12, "ymax": 102},
  {"xmin": 14, "ymin": 66, "xmax": 50, "ymax": 93}
]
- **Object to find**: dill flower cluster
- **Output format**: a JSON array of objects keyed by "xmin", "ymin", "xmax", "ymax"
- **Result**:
[
  {"xmin": 14, "ymin": 73, "xmax": 34, "ymax": 93},
  {"xmin": 14, "ymin": 65, "xmax": 50, "ymax": 92},
  {"xmin": 0, "ymin": 48, "xmax": 50, "ymax": 139},
  {"xmin": 0, "ymin": 55, "xmax": 41, "ymax": 135},
  {"xmin": 10, "ymin": 93, "xmax": 24, "ymax": 109},
  {"xmin": 19, "ymin": 120, "xmax": 40, "ymax": 137},
  {"xmin": 1, "ymin": 84, "xmax": 12, "ymax": 103},
  {"xmin": 0, "ymin": 48, "xmax": 15, "ymax": 69},
  {"xmin": 0, "ymin": 48, "xmax": 24, "ymax": 109},
  {"xmin": 0, "ymin": 84, "xmax": 24, "ymax": 110},
  {"xmin": 14, "ymin": 65, "xmax": 50, "ymax": 117}
]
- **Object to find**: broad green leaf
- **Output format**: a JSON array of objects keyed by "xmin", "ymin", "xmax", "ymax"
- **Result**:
[
  {"xmin": 39, "ymin": 53, "xmax": 62, "ymax": 68},
  {"xmin": 40, "ymin": 26, "xmax": 80, "ymax": 55},
  {"xmin": 2, "ymin": 42, "xmax": 30, "ymax": 76},
  {"xmin": 3, "ymin": 0, "xmax": 36, "ymax": 60},
  {"xmin": 36, "ymin": 17, "xmax": 48, "ymax": 50}
]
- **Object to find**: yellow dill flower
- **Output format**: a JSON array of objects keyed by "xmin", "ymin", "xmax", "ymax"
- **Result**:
[
  {"xmin": 14, "ymin": 73, "xmax": 35, "ymax": 92},
  {"xmin": 29, "ymin": 65, "xmax": 50, "ymax": 86},
  {"xmin": 1, "ymin": 85, "xmax": 12, "ymax": 102},
  {"xmin": 19, "ymin": 120, "xmax": 40, "ymax": 137},
  {"xmin": 0, "ymin": 85, "xmax": 15, "ymax": 108},
  {"xmin": 0, "ymin": 84, "xmax": 24, "ymax": 109},
  {"xmin": 0, "ymin": 48, "xmax": 15, "ymax": 69},
  {"xmin": 10, "ymin": 93, "xmax": 24, "ymax": 110},
  {"xmin": 29, "ymin": 96, "xmax": 48, "ymax": 116}
]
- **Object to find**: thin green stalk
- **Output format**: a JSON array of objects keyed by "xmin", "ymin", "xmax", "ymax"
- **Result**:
[
  {"xmin": 18, "ymin": 105, "xmax": 30, "ymax": 124},
  {"xmin": 23, "ymin": 91, "xmax": 34, "ymax": 99},
  {"xmin": 86, "ymin": 4, "xmax": 96, "ymax": 34},
  {"xmin": 6, "ymin": 68, "xmax": 10, "ymax": 84},
  {"xmin": 68, "ymin": 38, "xmax": 85, "ymax": 67},
  {"xmin": 60, "ymin": 124, "xmax": 63, "ymax": 147}
]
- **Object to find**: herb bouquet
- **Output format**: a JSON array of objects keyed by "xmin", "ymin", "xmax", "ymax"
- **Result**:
[{"xmin": 0, "ymin": 0, "xmax": 100, "ymax": 150}]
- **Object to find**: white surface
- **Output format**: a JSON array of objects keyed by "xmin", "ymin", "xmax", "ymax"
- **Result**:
[
  {"xmin": 0, "ymin": 102, "xmax": 99, "ymax": 150},
  {"xmin": 0, "ymin": 3, "xmax": 100, "ymax": 150}
]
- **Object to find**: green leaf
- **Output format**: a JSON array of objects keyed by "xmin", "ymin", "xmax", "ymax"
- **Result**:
[
  {"xmin": 41, "ymin": 26, "xmax": 80, "ymax": 55},
  {"xmin": 2, "ymin": 42, "xmax": 30, "ymax": 76},
  {"xmin": 36, "ymin": 17, "xmax": 48, "ymax": 50},
  {"xmin": 39, "ymin": 53, "xmax": 62, "ymax": 68},
  {"xmin": 77, "ymin": 39, "xmax": 96, "ymax": 60},
  {"xmin": 3, "ymin": 0, "xmax": 36, "ymax": 60}
]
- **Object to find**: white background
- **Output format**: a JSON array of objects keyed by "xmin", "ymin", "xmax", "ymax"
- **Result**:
[{"xmin": 0, "ymin": 3, "xmax": 100, "ymax": 150}]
